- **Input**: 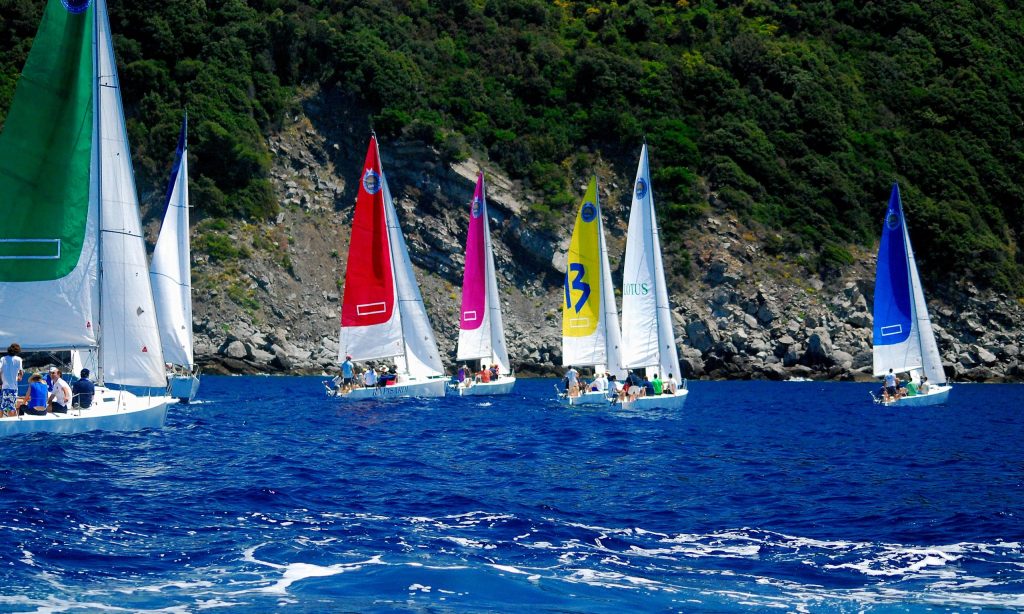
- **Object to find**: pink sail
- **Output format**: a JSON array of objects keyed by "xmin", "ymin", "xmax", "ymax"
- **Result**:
[{"xmin": 459, "ymin": 174, "xmax": 487, "ymax": 331}]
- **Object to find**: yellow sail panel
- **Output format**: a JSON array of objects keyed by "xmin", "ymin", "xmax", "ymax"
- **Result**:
[{"xmin": 562, "ymin": 178, "xmax": 602, "ymax": 338}]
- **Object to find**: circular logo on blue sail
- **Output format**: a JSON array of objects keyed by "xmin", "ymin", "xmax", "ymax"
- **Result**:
[
  {"xmin": 363, "ymin": 170, "xmax": 381, "ymax": 195},
  {"xmin": 635, "ymin": 178, "xmax": 648, "ymax": 199},
  {"xmin": 581, "ymin": 201, "xmax": 598, "ymax": 223},
  {"xmin": 471, "ymin": 197, "xmax": 482, "ymax": 218},
  {"xmin": 62, "ymin": 0, "xmax": 91, "ymax": 13},
  {"xmin": 886, "ymin": 211, "xmax": 900, "ymax": 229}
]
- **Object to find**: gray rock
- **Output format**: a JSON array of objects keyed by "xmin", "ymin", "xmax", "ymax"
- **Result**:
[
  {"xmin": 832, "ymin": 350, "xmax": 854, "ymax": 369},
  {"xmin": 975, "ymin": 346, "xmax": 998, "ymax": 365},
  {"xmin": 223, "ymin": 340, "xmax": 247, "ymax": 359}
]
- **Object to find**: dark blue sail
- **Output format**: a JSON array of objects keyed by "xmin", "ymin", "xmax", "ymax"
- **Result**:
[{"xmin": 873, "ymin": 183, "xmax": 912, "ymax": 346}]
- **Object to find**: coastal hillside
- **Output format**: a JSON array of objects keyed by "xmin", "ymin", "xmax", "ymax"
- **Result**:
[{"xmin": 1, "ymin": 0, "xmax": 1023, "ymax": 380}]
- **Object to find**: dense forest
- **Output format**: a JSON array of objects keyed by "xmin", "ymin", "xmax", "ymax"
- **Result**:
[{"xmin": 2, "ymin": 0, "xmax": 1023, "ymax": 293}]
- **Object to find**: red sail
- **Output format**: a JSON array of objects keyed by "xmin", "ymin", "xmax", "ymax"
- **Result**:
[{"xmin": 341, "ymin": 137, "xmax": 394, "ymax": 326}]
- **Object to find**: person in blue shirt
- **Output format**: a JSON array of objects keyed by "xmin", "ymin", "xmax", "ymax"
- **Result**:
[
  {"xmin": 72, "ymin": 368, "xmax": 95, "ymax": 409},
  {"xmin": 340, "ymin": 355, "xmax": 355, "ymax": 392},
  {"xmin": 19, "ymin": 373, "xmax": 49, "ymax": 416}
]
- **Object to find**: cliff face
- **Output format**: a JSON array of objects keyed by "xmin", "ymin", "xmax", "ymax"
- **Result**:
[{"xmin": 179, "ymin": 90, "xmax": 1024, "ymax": 383}]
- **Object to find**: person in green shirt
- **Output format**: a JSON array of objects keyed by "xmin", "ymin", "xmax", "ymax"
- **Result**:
[
  {"xmin": 651, "ymin": 373, "xmax": 664, "ymax": 395},
  {"xmin": 905, "ymin": 380, "xmax": 918, "ymax": 396}
]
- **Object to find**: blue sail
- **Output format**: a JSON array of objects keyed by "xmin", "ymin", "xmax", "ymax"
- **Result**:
[{"xmin": 873, "ymin": 183, "xmax": 913, "ymax": 346}]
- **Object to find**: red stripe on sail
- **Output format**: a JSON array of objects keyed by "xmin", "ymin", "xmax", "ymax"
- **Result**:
[{"xmin": 341, "ymin": 137, "xmax": 394, "ymax": 326}]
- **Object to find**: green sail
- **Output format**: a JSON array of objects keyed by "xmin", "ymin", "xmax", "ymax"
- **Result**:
[{"xmin": 0, "ymin": 0, "xmax": 93, "ymax": 282}]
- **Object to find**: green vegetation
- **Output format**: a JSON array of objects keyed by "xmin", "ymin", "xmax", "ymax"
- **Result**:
[{"xmin": 1, "ymin": 0, "xmax": 1023, "ymax": 292}]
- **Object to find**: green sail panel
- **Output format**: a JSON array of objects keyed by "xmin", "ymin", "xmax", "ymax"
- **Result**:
[{"xmin": 0, "ymin": 0, "xmax": 93, "ymax": 282}]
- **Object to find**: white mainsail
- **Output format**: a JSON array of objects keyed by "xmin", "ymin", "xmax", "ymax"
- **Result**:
[
  {"xmin": 907, "ymin": 238, "xmax": 946, "ymax": 385},
  {"xmin": 95, "ymin": 0, "xmax": 165, "ymax": 387},
  {"xmin": 150, "ymin": 116, "xmax": 194, "ymax": 370},
  {"xmin": 456, "ymin": 174, "xmax": 511, "ymax": 374},
  {"xmin": 621, "ymin": 144, "xmax": 682, "ymax": 381},
  {"xmin": 383, "ymin": 174, "xmax": 445, "ymax": 379}
]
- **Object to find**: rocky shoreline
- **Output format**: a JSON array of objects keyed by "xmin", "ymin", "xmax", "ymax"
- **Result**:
[{"xmin": 180, "ymin": 92, "xmax": 1024, "ymax": 384}]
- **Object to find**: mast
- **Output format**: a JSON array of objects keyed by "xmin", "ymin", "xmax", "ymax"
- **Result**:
[
  {"xmin": 374, "ymin": 135, "xmax": 410, "ymax": 373},
  {"xmin": 93, "ymin": 0, "xmax": 104, "ymax": 384}
]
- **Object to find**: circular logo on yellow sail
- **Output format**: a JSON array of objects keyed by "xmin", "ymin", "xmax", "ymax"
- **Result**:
[
  {"xmin": 62, "ymin": 0, "xmax": 91, "ymax": 13},
  {"xmin": 635, "ymin": 178, "xmax": 648, "ymax": 199},
  {"xmin": 581, "ymin": 201, "xmax": 597, "ymax": 223},
  {"xmin": 886, "ymin": 211, "xmax": 900, "ymax": 229},
  {"xmin": 363, "ymin": 170, "xmax": 381, "ymax": 195}
]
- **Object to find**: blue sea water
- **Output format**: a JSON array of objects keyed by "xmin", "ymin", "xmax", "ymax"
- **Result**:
[{"xmin": 0, "ymin": 378, "xmax": 1022, "ymax": 612}]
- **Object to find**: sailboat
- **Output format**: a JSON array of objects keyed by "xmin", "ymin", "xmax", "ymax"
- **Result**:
[
  {"xmin": 619, "ymin": 144, "xmax": 689, "ymax": 409},
  {"xmin": 0, "ymin": 0, "xmax": 170, "ymax": 435},
  {"xmin": 559, "ymin": 177, "xmax": 626, "ymax": 406},
  {"xmin": 871, "ymin": 182, "xmax": 951, "ymax": 406},
  {"xmin": 452, "ymin": 173, "xmax": 515, "ymax": 396},
  {"xmin": 330, "ymin": 135, "xmax": 447, "ymax": 400},
  {"xmin": 150, "ymin": 114, "xmax": 200, "ymax": 403}
]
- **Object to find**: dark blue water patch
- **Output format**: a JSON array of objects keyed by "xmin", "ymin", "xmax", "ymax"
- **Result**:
[{"xmin": 0, "ymin": 377, "xmax": 1022, "ymax": 611}]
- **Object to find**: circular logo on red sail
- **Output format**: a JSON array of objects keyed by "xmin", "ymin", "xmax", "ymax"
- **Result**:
[
  {"xmin": 363, "ymin": 170, "xmax": 381, "ymax": 195},
  {"xmin": 581, "ymin": 201, "xmax": 597, "ymax": 223},
  {"xmin": 635, "ymin": 178, "xmax": 648, "ymax": 199},
  {"xmin": 471, "ymin": 197, "xmax": 482, "ymax": 218},
  {"xmin": 886, "ymin": 212, "xmax": 900, "ymax": 229},
  {"xmin": 62, "ymin": 0, "xmax": 91, "ymax": 13}
]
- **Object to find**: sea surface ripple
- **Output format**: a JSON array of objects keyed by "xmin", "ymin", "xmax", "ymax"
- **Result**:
[{"xmin": 0, "ymin": 377, "xmax": 1021, "ymax": 612}]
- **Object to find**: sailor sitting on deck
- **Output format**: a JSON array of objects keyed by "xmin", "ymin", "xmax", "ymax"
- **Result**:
[
  {"xmin": 362, "ymin": 367, "xmax": 378, "ymax": 389},
  {"xmin": 919, "ymin": 376, "xmax": 930, "ymax": 394},
  {"xmin": 19, "ymin": 373, "xmax": 49, "ymax": 416},
  {"xmin": 665, "ymin": 374, "xmax": 678, "ymax": 394},
  {"xmin": 477, "ymin": 365, "xmax": 491, "ymax": 384},
  {"xmin": 72, "ymin": 369, "xmax": 95, "ymax": 409}
]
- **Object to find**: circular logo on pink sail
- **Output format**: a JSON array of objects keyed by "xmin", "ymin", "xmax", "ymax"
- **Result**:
[
  {"xmin": 471, "ymin": 197, "xmax": 482, "ymax": 218},
  {"xmin": 363, "ymin": 170, "xmax": 381, "ymax": 195}
]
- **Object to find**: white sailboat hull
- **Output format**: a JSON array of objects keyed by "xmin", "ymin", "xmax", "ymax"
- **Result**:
[
  {"xmin": 876, "ymin": 384, "xmax": 951, "ymax": 408},
  {"xmin": 168, "ymin": 374, "xmax": 200, "ymax": 403},
  {"xmin": 452, "ymin": 376, "xmax": 516, "ymax": 396},
  {"xmin": 328, "ymin": 377, "xmax": 447, "ymax": 400},
  {"xmin": 621, "ymin": 389, "xmax": 689, "ymax": 410},
  {"xmin": 558, "ymin": 390, "xmax": 615, "ymax": 406},
  {"xmin": 0, "ymin": 388, "xmax": 169, "ymax": 436}
]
